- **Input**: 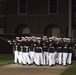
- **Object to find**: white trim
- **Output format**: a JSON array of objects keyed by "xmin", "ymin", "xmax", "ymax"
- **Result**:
[
  {"xmin": 48, "ymin": 0, "xmax": 58, "ymax": 14},
  {"xmin": 18, "ymin": 0, "xmax": 27, "ymax": 15}
]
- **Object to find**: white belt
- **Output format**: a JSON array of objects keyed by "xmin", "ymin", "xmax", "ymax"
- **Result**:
[
  {"xmin": 37, "ymin": 47, "xmax": 42, "ymax": 49},
  {"xmin": 44, "ymin": 46, "xmax": 47, "ymax": 47},
  {"xmin": 49, "ymin": 47, "xmax": 54, "ymax": 48},
  {"xmin": 64, "ymin": 47, "xmax": 67, "ymax": 48},
  {"xmin": 69, "ymin": 47, "xmax": 72, "ymax": 49},
  {"xmin": 24, "ymin": 46, "xmax": 28, "ymax": 48},
  {"xmin": 58, "ymin": 47, "xmax": 61, "ymax": 48}
]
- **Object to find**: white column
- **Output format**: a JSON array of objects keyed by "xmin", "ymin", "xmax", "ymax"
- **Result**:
[{"xmin": 68, "ymin": 0, "xmax": 72, "ymax": 37}]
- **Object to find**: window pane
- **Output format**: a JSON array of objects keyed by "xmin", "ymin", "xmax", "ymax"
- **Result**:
[
  {"xmin": 19, "ymin": 7, "xmax": 26, "ymax": 13},
  {"xmin": 72, "ymin": 0, "xmax": 76, "ymax": 5},
  {"xmin": 50, "ymin": 0, "xmax": 57, "ymax": 5},
  {"xmin": 49, "ymin": 0, "xmax": 57, "ymax": 13},
  {"xmin": 72, "ymin": 0, "xmax": 76, "ymax": 13},
  {"xmin": 72, "ymin": 6, "xmax": 76, "ymax": 13},
  {"xmin": 18, "ymin": 0, "xmax": 27, "ymax": 14},
  {"xmin": 19, "ymin": 0, "xmax": 26, "ymax": 6},
  {"xmin": 50, "ymin": 7, "xmax": 57, "ymax": 13}
]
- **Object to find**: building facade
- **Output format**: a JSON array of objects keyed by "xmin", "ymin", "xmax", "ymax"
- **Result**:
[{"xmin": 0, "ymin": 0, "xmax": 75, "ymax": 38}]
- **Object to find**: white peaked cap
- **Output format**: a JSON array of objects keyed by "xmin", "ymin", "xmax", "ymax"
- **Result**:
[
  {"xmin": 36, "ymin": 37, "xmax": 41, "ymax": 40},
  {"xmin": 16, "ymin": 37, "xmax": 20, "ymax": 39},
  {"xmin": 25, "ymin": 36, "xmax": 28, "ymax": 38},
  {"xmin": 32, "ymin": 36, "xmax": 35, "ymax": 38},
  {"xmin": 43, "ymin": 36, "xmax": 47, "ymax": 38},
  {"xmin": 63, "ymin": 38, "xmax": 67, "ymax": 40},
  {"xmin": 58, "ymin": 38, "xmax": 62, "ymax": 40},
  {"xmin": 28, "ymin": 37, "xmax": 32, "ymax": 39},
  {"xmin": 66, "ymin": 38, "xmax": 70, "ymax": 40},
  {"xmin": 8, "ymin": 40, "xmax": 11, "ymax": 42},
  {"xmin": 51, "ymin": 36, "xmax": 56, "ymax": 39},
  {"xmin": 49, "ymin": 37, "xmax": 52, "ymax": 39}
]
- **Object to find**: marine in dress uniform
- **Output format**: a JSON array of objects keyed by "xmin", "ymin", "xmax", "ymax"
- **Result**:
[
  {"xmin": 34, "ymin": 37, "xmax": 43, "ymax": 66},
  {"xmin": 31, "ymin": 36, "xmax": 37, "ymax": 64},
  {"xmin": 17, "ymin": 37, "xmax": 23, "ymax": 64},
  {"xmin": 29, "ymin": 36, "xmax": 36, "ymax": 64},
  {"xmin": 20, "ymin": 37, "xmax": 27, "ymax": 65},
  {"xmin": 48, "ymin": 37, "xmax": 55, "ymax": 66},
  {"xmin": 67, "ymin": 38, "xmax": 73, "ymax": 65},
  {"xmin": 42, "ymin": 36, "xmax": 49, "ymax": 65},
  {"xmin": 57, "ymin": 38, "xmax": 63, "ymax": 65},
  {"xmin": 52, "ymin": 37, "xmax": 58, "ymax": 65},
  {"xmin": 62, "ymin": 38, "xmax": 68, "ymax": 66},
  {"xmin": 24, "ymin": 36, "xmax": 32, "ymax": 65},
  {"xmin": 13, "ymin": 37, "xmax": 21, "ymax": 64}
]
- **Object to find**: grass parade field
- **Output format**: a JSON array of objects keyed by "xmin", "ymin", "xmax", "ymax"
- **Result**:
[
  {"xmin": 0, "ymin": 54, "xmax": 76, "ymax": 75},
  {"xmin": 0, "ymin": 54, "xmax": 13, "ymax": 66},
  {"xmin": 61, "ymin": 62, "xmax": 76, "ymax": 75}
]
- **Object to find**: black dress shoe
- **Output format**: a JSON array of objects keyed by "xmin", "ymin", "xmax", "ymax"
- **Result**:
[
  {"xmin": 40, "ymin": 64, "xmax": 43, "ymax": 66},
  {"xmin": 67, "ymin": 62, "xmax": 72, "ymax": 65},
  {"xmin": 63, "ymin": 65, "xmax": 67, "ymax": 66},
  {"xmin": 22, "ymin": 64, "xmax": 26, "ymax": 66},
  {"xmin": 59, "ymin": 64, "xmax": 62, "ymax": 65},
  {"xmin": 49, "ymin": 65, "xmax": 53, "ymax": 67},
  {"xmin": 28, "ymin": 64, "xmax": 33, "ymax": 66}
]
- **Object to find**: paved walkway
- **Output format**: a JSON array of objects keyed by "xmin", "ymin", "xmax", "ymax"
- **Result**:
[{"xmin": 0, "ymin": 64, "xmax": 71, "ymax": 75}]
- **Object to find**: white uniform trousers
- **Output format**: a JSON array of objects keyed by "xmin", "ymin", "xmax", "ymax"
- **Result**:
[
  {"xmin": 18, "ymin": 51, "xmax": 23, "ymax": 64},
  {"xmin": 34, "ymin": 52, "xmax": 36, "ymax": 64},
  {"xmin": 63, "ymin": 53, "xmax": 68, "ymax": 65},
  {"xmin": 58, "ymin": 52, "xmax": 62, "ymax": 65},
  {"xmin": 48, "ymin": 53, "xmax": 54, "ymax": 66},
  {"xmin": 29, "ymin": 51, "xmax": 35, "ymax": 64},
  {"xmin": 23, "ymin": 52, "xmax": 31, "ymax": 65},
  {"xmin": 43, "ymin": 52, "xmax": 48, "ymax": 65},
  {"xmin": 14, "ymin": 50, "xmax": 19, "ymax": 63},
  {"xmin": 34, "ymin": 53, "xmax": 43, "ymax": 65},
  {"xmin": 54, "ymin": 51, "xmax": 58, "ymax": 64},
  {"xmin": 18, "ymin": 46, "xmax": 23, "ymax": 64},
  {"xmin": 67, "ymin": 53, "xmax": 72, "ymax": 64}
]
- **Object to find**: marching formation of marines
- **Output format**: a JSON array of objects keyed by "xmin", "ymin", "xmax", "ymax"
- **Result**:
[{"xmin": 8, "ymin": 36, "xmax": 75, "ymax": 66}]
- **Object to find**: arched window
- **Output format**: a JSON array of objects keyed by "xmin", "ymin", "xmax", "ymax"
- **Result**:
[
  {"xmin": 44, "ymin": 24, "xmax": 60, "ymax": 37},
  {"xmin": 15, "ymin": 24, "xmax": 30, "ymax": 35},
  {"xmin": 52, "ymin": 28, "xmax": 60, "ymax": 37},
  {"xmin": 22, "ymin": 27, "xmax": 30, "ymax": 34}
]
